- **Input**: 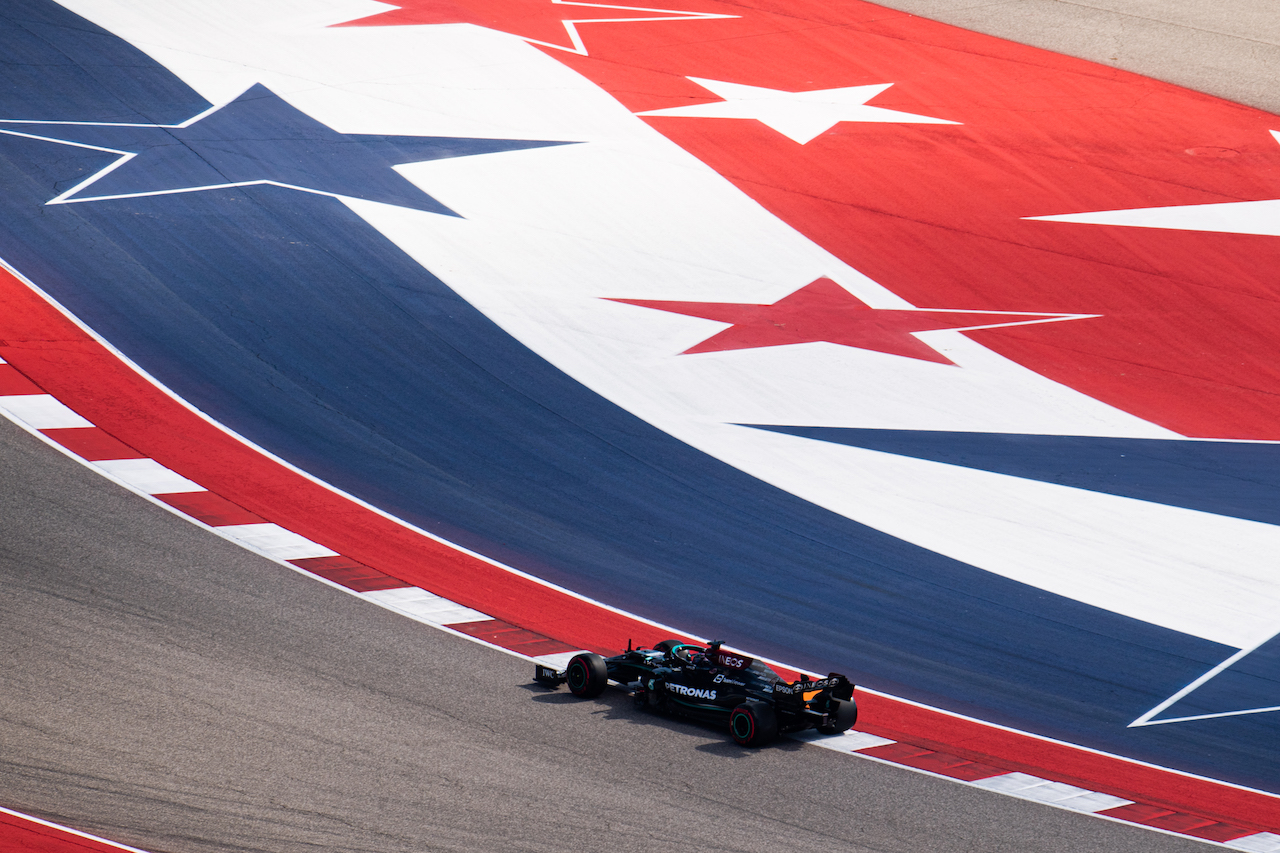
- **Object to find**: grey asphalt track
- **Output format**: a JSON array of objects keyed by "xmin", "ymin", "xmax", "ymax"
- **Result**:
[
  {"xmin": 0, "ymin": 416, "xmax": 1210, "ymax": 853},
  {"xmin": 2, "ymin": 3, "xmax": 1274, "ymax": 851},
  {"xmin": 870, "ymin": 0, "xmax": 1280, "ymax": 115}
]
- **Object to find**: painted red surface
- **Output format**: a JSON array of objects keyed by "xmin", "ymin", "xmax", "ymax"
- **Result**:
[
  {"xmin": 0, "ymin": 363, "xmax": 42, "ymax": 395},
  {"xmin": 1098, "ymin": 803, "xmax": 1256, "ymax": 842},
  {"xmin": 291, "ymin": 555, "xmax": 412, "ymax": 592},
  {"xmin": 0, "ymin": 809, "xmax": 145, "ymax": 853},
  {"xmin": 39, "ymin": 428, "xmax": 145, "ymax": 461},
  {"xmin": 609, "ymin": 277, "xmax": 1076, "ymax": 363},
  {"xmin": 452, "ymin": 618, "xmax": 578, "ymax": 656},
  {"xmin": 858, "ymin": 742, "xmax": 1007, "ymax": 781},
  {"xmin": 156, "ymin": 491, "xmax": 266, "ymax": 526}
]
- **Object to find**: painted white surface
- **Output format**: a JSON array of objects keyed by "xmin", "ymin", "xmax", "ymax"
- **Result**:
[
  {"xmin": 363, "ymin": 587, "xmax": 490, "ymax": 625},
  {"xmin": 217, "ymin": 522, "xmax": 339, "ymax": 560},
  {"xmin": 50, "ymin": 0, "xmax": 1280, "ymax": 649},
  {"xmin": 534, "ymin": 650, "xmax": 592, "ymax": 670},
  {"xmin": 1028, "ymin": 130, "xmax": 1280, "ymax": 236},
  {"xmin": 972, "ymin": 772, "xmax": 1133, "ymax": 813},
  {"xmin": 0, "ymin": 394, "xmax": 94, "ymax": 429},
  {"xmin": 794, "ymin": 729, "xmax": 897, "ymax": 753},
  {"xmin": 637, "ymin": 78, "xmax": 959, "ymax": 144},
  {"xmin": 1228, "ymin": 832, "xmax": 1280, "ymax": 853},
  {"xmin": 93, "ymin": 458, "xmax": 205, "ymax": 495},
  {"xmin": 1031, "ymin": 197, "xmax": 1280, "ymax": 237}
]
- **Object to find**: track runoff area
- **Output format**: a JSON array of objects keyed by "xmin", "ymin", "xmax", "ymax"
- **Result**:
[{"xmin": 2, "ymin": 0, "xmax": 1280, "ymax": 850}]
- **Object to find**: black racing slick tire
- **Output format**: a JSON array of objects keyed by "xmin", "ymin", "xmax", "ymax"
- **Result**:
[
  {"xmin": 817, "ymin": 696, "xmax": 858, "ymax": 735},
  {"xmin": 729, "ymin": 700, "xmax": 778, "ymax": 747},
  {"xmin": 566, "ymin": 653, "xmax": 609, "ymax": 698}
]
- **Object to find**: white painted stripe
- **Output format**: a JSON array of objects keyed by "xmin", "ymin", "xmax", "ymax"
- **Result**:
[
  {"xmin": 1227, "ymin": 832, "xmax": 1280, "ymax": 852},
  {"xmin": 0, "ymin": 393, "xmax": 93, "ymax": 429},
  {"xmin": 793, "ymin": 728, "xmax": 896, "ymax": 753},
  {"xmin": 217, "ymin": 523, "xmax": 338, "ymax": 560},
  {"xmin": 534, "ymin": 650, "xmax": 592, "ymax": 671},
  {"xmin": 363, "ymin": 587, "xmax": 490, "ymax": 625},
  {"xmin": 0, "ymin": 804, "xmax": 159, "ymax": 853},
  {"xmin": 971, "ymin": 772, "xmax": 1133, "ymax": 813},
  {"xmin": 93, "ymin": 457, "xmax": 205, "ymax": 495}
]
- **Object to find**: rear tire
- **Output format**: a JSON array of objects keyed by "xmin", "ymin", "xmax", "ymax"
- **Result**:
[
  {"xmin": 817, "ymin": 696, "xmax": 858, "ymax": 735},
  {"xmin": 565, "ymin": 653, "xmax": 609, "ymax": 698},
  {"xmin": 729, "ymin": 700, "xmax": 778, "ymax": 747}
]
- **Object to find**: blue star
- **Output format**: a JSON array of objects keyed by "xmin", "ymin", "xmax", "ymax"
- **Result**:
[{"xmin": 0, "ymin": 83, "xmax": 571, "ymax": 215}]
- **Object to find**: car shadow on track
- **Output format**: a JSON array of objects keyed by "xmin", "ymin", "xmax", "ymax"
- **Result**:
[{"xmin": 521, "ymin": 680, "xmax": 810, "ymax": 756}]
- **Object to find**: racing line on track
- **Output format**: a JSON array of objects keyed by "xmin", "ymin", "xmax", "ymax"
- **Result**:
[{"xmin": 1, "ymin": 330, "xmax": 1277, "ymax": 851}]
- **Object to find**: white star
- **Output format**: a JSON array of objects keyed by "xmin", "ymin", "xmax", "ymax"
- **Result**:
[
  {"xmin": 1026, "ymin": 130, "xmax": 1280, "ymax": 237},
  {"xmin": 636, "ymin": 77, "xmax": 959, "ymax": 144}
]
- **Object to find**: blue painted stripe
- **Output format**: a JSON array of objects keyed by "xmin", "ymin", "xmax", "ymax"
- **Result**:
[{"xmin": 744, "ymin": 425, "xmax": 1280, "ymax": 526}]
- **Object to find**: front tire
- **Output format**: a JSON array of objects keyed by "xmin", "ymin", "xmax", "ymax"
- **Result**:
[
  {"xmin": 817, "ymin": 696, "xmax": 858, "ymax": 735},
  {"xmin": 729, "ymin": 700, "xmax": 778, "ymax": 747},
  {"xmin": 565, "ymin": 653, "xmax": 609, "ymax": 698}
]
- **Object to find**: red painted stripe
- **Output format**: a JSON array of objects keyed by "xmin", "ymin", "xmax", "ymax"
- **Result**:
[
  {"xmin": 1, "ymin": 266, "xmax": 1277, "ymax": 831},
  {"xmin": 1097, "ymin": 803, "xmax": 1256, "ymax": 842},
  {"xmin": 0, "ymin": 808, "xmax": 148, "ymax": 852},
  {"xmin": 0, "ymin": 363, "xmax": 43, "ymax": 395},
  {"xmin": 856, "ymin": 696, "xmax": 1279, "ymax": 833},
  {"xmin": 857, "ymin": 742, "xmax": 1007, "ymax": 781},
  {"xmin": 0, "ymin": 269, "xmax": 650, "ymax": 655},
  {"xmin": 289, "ymin": 555, "xmax": 411, "ymax": 592},
  {"xmin": 40, "ymin": 427, "xmax": 147, "ymax": 461},
  {"xmin": 156, "ymin": 491, "xmax": 266, "ymax": 527},
  {"xmin": 452, "ymin": 619, "xmax": 578, "ymax": 657}
]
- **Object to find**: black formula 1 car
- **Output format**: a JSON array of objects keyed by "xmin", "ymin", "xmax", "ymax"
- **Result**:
[{"xmin": 534, "ymin": 639, "xmax": 857, "ymax": 747}]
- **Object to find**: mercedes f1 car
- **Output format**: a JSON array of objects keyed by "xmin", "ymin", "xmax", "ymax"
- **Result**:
[{"xmin": 534, "ymin": 640, "xmax": 857, "ymax": 747}]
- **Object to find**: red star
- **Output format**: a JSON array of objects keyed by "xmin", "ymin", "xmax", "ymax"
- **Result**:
[
  {"xmin": 608, "ymin": 278, "xmax": 1089, "ymax": 365},
  {"xmin": 332, "ymin": 0, "xmax": 733, "ymax": 55}
]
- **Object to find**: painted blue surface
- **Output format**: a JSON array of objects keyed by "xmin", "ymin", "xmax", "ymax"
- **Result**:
[
  {"xmin": 2, "ymin": 0, "xmax": 1278, "ymax": 791},
  {"xmin": 1159, "ymin": 635, "xmax": 1280, "ymax": 723},
  {"xmin": 16, "ymin": 83, "xmax": 567, "ymax": 213},
  {"xmin": 745, "ymin": 425, "xmax": 1280, "ymax": 526}
]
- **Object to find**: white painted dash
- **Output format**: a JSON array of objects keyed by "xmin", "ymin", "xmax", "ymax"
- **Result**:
[
  {"xmin": 792, "ymin": 728, "xmax": 897, "ymax": 753},
  {"xmin": 363, "ymin": 587, "xmax": 490, "ymax": 625},
  {"xmin": 1227, "ymin": 833, "xmax": 1280, "ymax": 853},
  {"xmin": 93, "ymin": 458, "xmax": 205, "ymax": 495},
  {"xmin": 217, "ymin": 523, "xmax": 339, "ymax": 560},
  {"xmin": 971, "ymin": 772, "xmax": 1133, "ymax": 813},
  {"xmin": 534, "ymin": 650, "xmax": 592, "ymax": 671},
  {"xmin": 0, "ymin": 394, "xmax": 93, "ymax": 429}
]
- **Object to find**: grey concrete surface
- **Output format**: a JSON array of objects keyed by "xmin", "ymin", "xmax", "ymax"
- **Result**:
[
  {"xmin": 0, "ymin": 416, "xmax": 1208, "ymax": 852},
  {"xmin": 866, "ymin": 0, "xmax": 1280, "ymax": 115}
]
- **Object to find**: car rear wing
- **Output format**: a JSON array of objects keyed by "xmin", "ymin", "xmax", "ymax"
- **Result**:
[{"xmin": 771, "ymin": 673, "xmax": 854, "ymax": 709}]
